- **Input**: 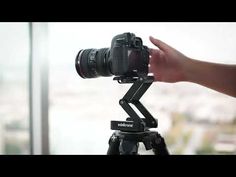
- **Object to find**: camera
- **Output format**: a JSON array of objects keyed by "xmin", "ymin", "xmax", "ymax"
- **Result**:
[{"xmin": 75, "ymin": 32, "xmax": 149, "ymax": 79}]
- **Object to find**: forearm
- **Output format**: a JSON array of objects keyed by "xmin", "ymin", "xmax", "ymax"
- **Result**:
[{"xmin": 183, "ymin": 58, "xmax": 236, "ymax": 97}]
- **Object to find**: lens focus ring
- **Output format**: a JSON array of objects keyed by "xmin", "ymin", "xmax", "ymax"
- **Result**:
[{"xmin": 88, "ymin": 50, "xmax": 98, "ymax": 77}]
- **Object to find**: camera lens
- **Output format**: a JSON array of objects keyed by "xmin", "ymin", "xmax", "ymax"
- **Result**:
[{"xmin": 75, "ymin": 48, "xmax": 112, "ymax": 78}]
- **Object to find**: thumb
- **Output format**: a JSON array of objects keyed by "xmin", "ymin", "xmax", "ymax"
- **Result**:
[{"xmin": 149, "ymin": 36, "xmax": 170, "ymax": 52}]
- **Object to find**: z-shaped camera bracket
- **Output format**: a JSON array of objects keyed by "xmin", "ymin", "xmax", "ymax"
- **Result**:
[{"xmin": 111, "ymin": 75, "xmax": 158, "ymax": 132}]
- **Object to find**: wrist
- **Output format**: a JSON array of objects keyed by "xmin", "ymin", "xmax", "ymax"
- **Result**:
[{"xmin": 181, "ymin": 57, "xmax": 195, "ymax": 82}]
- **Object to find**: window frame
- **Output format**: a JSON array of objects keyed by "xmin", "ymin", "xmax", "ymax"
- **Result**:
[{"xmin": 29, "ymin": 22, "xmax": 49, "ymax": 155}]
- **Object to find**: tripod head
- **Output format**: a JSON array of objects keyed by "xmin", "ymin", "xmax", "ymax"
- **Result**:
[{"xmin": 107, "ymin": 75, "xmax": 169, "ymax": 155}]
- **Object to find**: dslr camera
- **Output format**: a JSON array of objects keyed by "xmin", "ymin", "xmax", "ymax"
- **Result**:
[{"xmin": 75, "ymin": 32, "xmax": 149, "ymax": 79}]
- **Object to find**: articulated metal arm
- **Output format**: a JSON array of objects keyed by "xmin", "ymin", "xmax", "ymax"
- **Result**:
[{"xmin": 111, "ymin": 76, "xmax": 158, "ymax": 132}]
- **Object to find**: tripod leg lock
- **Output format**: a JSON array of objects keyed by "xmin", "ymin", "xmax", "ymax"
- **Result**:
[{"xmin": 107, "ymin": 133, "xmax": 120, "ymax": 155}]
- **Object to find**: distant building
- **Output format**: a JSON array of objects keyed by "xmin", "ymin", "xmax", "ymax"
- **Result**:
[{"xmin": 214, "ymin": 134, "xmax": 236, "ymax": 154}]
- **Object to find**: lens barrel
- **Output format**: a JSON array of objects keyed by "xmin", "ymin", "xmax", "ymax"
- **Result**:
[{"xmin": 75, "ymin": 48, "xmax": 112, "ymax": 78}]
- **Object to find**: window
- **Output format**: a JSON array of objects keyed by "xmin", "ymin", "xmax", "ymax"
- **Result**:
[{"xmin": 0, "ymin": 23, "xmax": 30, "ymax": 154}]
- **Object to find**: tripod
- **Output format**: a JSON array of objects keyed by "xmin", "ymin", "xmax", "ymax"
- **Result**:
[{"xmin": 107, "ymin": 75, "xmax": 169, "ymax": 155}]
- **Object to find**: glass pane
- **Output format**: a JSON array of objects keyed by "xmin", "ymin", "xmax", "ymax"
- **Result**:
[
  {"xmin": 49, "ymin": 23, "xmax": 236, "ymax": 154},
  {"xmin": 0, "ymin": 23, "xmax": 30, "ymax": 154}
]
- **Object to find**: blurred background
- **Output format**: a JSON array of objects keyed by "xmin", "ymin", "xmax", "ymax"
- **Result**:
[{"xmin": 0, "ymin": 22, "xmax": 236, "ymax": 155}]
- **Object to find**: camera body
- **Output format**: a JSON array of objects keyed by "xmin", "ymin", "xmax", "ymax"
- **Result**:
[
  {"xmin": 110, "ymin": 33, "xmax": 149, "ymax": 77},
  {"xmin": 75, "ymin": 32, "xmax": 149, "ymax": 79}
]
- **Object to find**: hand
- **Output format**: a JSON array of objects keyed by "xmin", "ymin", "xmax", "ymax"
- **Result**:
[
  {"xmin": 148, "ymin": 36, "xmax": 236, "ymax": 97},
  {"xmin": 149, "ymin": 36, "xmax": 188, "ymax": 83}
]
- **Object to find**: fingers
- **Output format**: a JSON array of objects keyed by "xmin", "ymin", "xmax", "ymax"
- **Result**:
[
  {"xmin": 149, "ymin": 36, "xmax": 171, "ymax": 52},
  {"xmin": 149, "ymin": 47, "xmax": 160, "ymax": 56},
  {"xmin": 148, "ymin": 47, "xmax": 153, "ymax": 55},
  {"xmin": 148, "ymin": 64, "xmax": 155, "ymax": 73},
  {"xmin": 148, "ymin": 65, "xmax": 159, "ymax": 82},
  {"xmin": 149, "ymin": 48, "xmax": 162, "ymax": 62},
  {"xmin": 149, "ymin": 51, "xmax": 160, "ymax": 82},
  {"xmin": 149, "ymin": 52, "xmax": 158, "ymax": 73}
]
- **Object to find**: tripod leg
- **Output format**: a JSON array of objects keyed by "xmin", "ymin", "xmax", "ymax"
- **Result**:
[
  {"xmin": 151, "ymin": 133, "xmax": 169, "ymax": 155},
  {"xmin": 107, "ymin": 133, "xmax": 120, "ymax": 155}
]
